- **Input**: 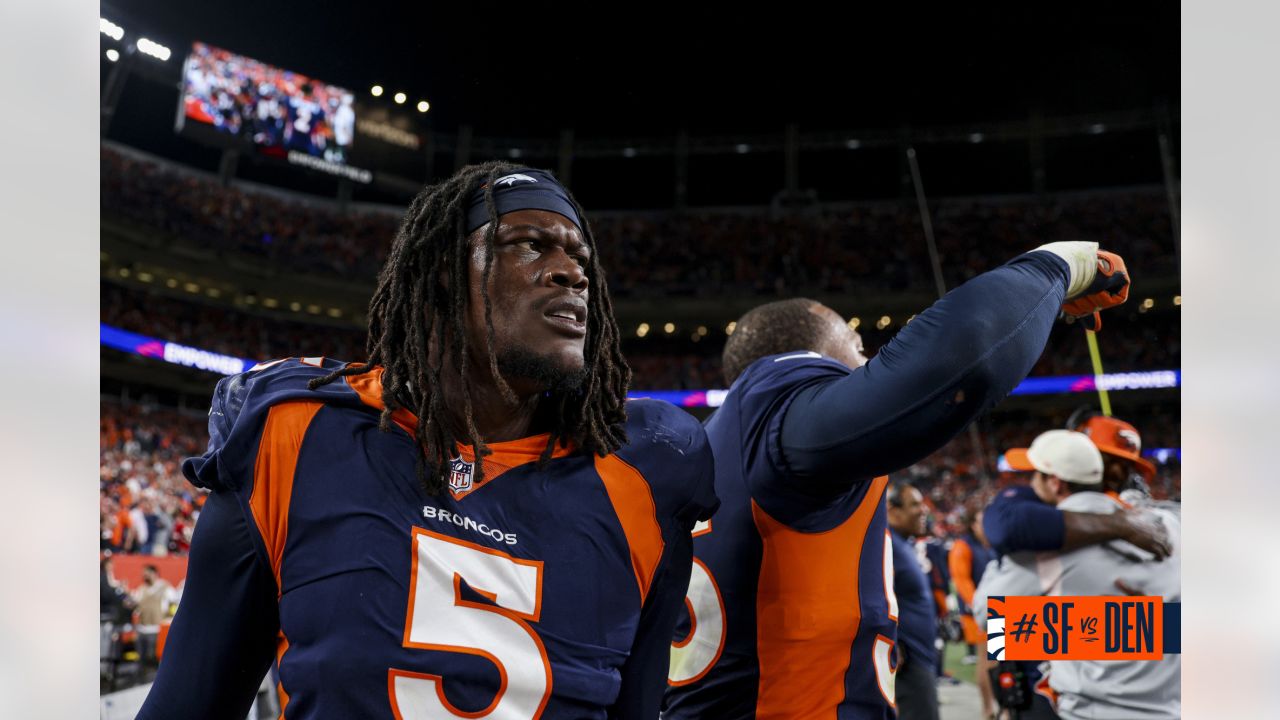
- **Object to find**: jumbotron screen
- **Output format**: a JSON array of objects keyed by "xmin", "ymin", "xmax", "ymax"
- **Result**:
[{"xmin": 178, "ymin": 42, "xmax": 356, "ymax": 165}]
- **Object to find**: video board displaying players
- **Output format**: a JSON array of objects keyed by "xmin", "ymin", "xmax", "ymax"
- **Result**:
[{"xmin": 178, "ymin": 42, "xmax": 356, "ymax": 165}]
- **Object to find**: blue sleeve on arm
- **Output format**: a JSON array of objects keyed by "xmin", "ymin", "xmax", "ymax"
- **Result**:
[
  {"xmin": 777, "ymin": 251, "xmax": 1069, "ymax": 491},
  {"xmin": 982, "ymin": 494, "xmax": 1066, "ymax": 555},
  {"xmin": 610, "ymin": 521, "xmax": 696, "ymax": 719},
  {"xmin": 136, "ymin": 491, "xmax": 279, "ymax": 720}
]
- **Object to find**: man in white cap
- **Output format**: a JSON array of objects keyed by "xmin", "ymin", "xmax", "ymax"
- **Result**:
[{"xmin": 974, "ymin": 430, "xmax": 1181, "ymax": 720}]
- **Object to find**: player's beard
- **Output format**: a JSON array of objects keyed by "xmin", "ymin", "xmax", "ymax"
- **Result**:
[{"xmin": 496, "ymin": 345, "xmax": 588, "ymax": 394}]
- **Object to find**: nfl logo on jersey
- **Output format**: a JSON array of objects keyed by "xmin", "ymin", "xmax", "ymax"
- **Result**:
[{"xmin": 449, "ymin": 458, "xmax": 474, "ymax": 493}]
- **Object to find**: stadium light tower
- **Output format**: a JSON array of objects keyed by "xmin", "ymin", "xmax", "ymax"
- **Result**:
[
  {"xmin": 371, "ymin": 85, "xmax": 384, "ymax": 97},
  {"xmin": 393, "ymin": 92, "xmax": 407, "ymax": 104},
  {"xmin": 417, "ymin": 100, "xmax": 429, "ymax": 113}
]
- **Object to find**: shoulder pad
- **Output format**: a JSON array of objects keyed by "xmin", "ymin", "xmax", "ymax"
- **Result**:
[
  {"xmin": 617, "ymin": 399, "xmax": 717, "ymax": 523},
  {"xmin": 184, "ymin": 357, "xmax": 360, "ymax": 491}
]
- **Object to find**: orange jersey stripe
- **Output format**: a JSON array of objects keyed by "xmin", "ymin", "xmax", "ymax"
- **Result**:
[
  {"xmin": 344, "ymin": 365, "xmax": 575, "ymax": 496},
  {"xmin": 594, "ymin": 454, "xmax": 665, "ymax": 603},
  {"xmin": 344, "ymin": 367, "xmax": 418, "ymax": 437},
  {"xmin": 249, "ymin": 401, "xmax": 323, "ymax": 593},
  {"xmin": 276, "ymin": 631, "xmax": 291, "ymax": 719},
  {"xmin": 453, "ymin": 435, "xmax": 577, "ymax": 499},
  {"xmin": 752, "ymin": 476, "xmax": 889, "ymax": 720}
]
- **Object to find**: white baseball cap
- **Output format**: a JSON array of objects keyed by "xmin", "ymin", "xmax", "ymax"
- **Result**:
[{"xmin": 1004, "ymin": 430, "xmax": 1104, "ymax": 485}]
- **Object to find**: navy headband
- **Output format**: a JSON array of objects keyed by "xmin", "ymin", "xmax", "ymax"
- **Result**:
[{"xmin": 464, "ymin": 169, "xmax": 582, "ymax": 235}]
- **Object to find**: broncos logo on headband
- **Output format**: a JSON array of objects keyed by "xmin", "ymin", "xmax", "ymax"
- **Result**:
[{"xmin": 495, "ymin": 173, "xmax": 538, "ymax": 187}]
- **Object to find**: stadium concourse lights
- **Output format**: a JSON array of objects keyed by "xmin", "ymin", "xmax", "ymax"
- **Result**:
[
  {"xmin": 876, "ymin": 315, "xmax": 891, "ymax": 330},
  {"xmin": 105, "ymin": 49, "xmax": 120, "ymax": 62},
  {"xmin": 1173, "ymin": 295, "xmax": 1182, "ymax": 306},
  {"xmin": 371, "ymin": 85, "xmax": 384, "ymax": 97},
  {"xmin": 847, "ymin": 317, "xmax": 860, "ymax": 329},
  {"xmin": 417, "ymin": 100, "xmax": 430, "ymax": 113},
  {"xmin": 636, "ymin": 322, "xmax": 650, "ymax": 338},
  {"xmin": 725, "ymin": 321, "xmax": 737, "ymax": 335},
  {"xmin": 100, "ymin": 18, "xmax": 124, "ymax": 41},
  {"xmin": 136, "ymin": 38, "xmax": 171, "ymax": 61},
  {"xmin": 393, "ymin": 92, "xmax": 407, "ymax": 104},
  {"xmin": 663, "ymin": 322, "xmax": 676, "ymax": 335}
]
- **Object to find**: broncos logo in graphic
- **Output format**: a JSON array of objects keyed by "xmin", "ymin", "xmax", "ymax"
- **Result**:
[
  {"xmin": 495, "ymin": 173, "xmax": 538, "ymax": 187},
  {"xmin": 987, "ymin": 596, "xmax": 1007, "ymax": 660}
]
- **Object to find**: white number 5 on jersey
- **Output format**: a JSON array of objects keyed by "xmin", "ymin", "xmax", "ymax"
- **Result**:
[
  {"xmin": 669, "ymin": 520, "xmax": 727, "ymax": 686},
  {"xmin": 389, "ymin": 528, "xmax": 551, "ymax": 719}
]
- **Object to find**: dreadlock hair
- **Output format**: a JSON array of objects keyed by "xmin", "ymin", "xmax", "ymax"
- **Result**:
[{"xmin": 309, "ymin": 161, "xmax": 631, "ymax": 495}]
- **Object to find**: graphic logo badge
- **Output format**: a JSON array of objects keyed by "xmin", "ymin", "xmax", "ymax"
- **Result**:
[
  {"xmin": 987, "ymin": 596, "xmax": 1007, "ymax": 660},
  {"xmin": 495, "ymin": 173, "xmax": 538, "ymax": 187},
  {"xmin": 448, "ymin": 458, "xmax": 474, "ymax": 493}
]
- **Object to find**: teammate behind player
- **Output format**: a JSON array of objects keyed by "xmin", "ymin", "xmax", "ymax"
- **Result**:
[
  {"xmin": 138, "ymin": 163, "xmax": 717, "ymax": 719},
  {"xmin": 663, "ymin": 241, "xmax": 1137, "ymax": 719}
]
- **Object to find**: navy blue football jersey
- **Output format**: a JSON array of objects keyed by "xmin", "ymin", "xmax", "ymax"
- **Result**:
[
  {"xmin": 664, "ymin": 353, "xmax": 897, "ymax": 720},
  {"xmin": 137, "ymin": 358, "xmax": 717, "ymax": 720}
]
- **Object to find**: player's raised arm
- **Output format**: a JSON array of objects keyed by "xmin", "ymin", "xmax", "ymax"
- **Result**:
[{"xmin": 775, "ymin": 242, "xmax": 1128, "ymax": 491}]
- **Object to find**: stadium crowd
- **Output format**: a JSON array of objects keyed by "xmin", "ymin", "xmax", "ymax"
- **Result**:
[
  {"xmin": 101, "ymin": 400, "xmax": 208, "ymax": 557},
  {"xmin": 103, "ymin": 279, "xmax": 1181, "ymax": 389},
  {"xmin": 102, "ymin": 146, "xmax": 1177, "ymax": 297},
  {"xmin": 99, "ymin": 392, "xmax": 1179, "ymax": 560}
]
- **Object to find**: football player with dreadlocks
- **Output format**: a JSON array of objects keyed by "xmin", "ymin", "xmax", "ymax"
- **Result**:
[{"xmin": 138, "ymin": 163, "xmax": 717, "ymax": 719}]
